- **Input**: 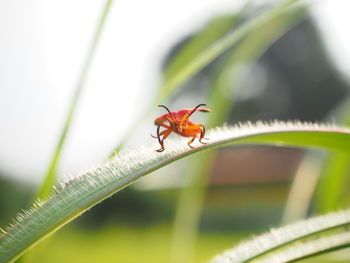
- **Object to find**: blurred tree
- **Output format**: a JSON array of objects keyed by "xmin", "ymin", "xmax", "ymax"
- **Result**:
[{"xmin": 165, "ymin": 16, "xmax": 349, "ymax": 123}]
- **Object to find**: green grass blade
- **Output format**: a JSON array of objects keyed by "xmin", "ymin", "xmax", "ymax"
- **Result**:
[
  {"xmin": 211, "ymin": 209, "xmax": 350, "ymax": 263},
  {"xmin": 1, "ymin": 121, "xmax": 350, "ymax": 263},
  {"xmin": 36, "ymin": 0, "xmax": 114, "ymax": 200},
  {"xmin": 256, "ymin": 232, "xmax": 350, "ymax": 263}
]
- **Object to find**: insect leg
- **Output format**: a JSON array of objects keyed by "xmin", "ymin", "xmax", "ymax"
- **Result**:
[
  {"xmin": 157, "ymin": 142, "xmax": 165, "ymax": 152},
  {"xmin": 187, "ymin": 136, "xmax": 196, "ymax": 149},
  {"xmin": 155, "ymin": 125, "xmax": 162, "ymax": 145},
  {"xmin": 156, "ymin": 128, "xmax": 173, "ymax": 152},
  {"xmin": 151, "ymin": 122, "xmax": 171, "ymax": 139},
  {"xmin": 179, "ymin": 113, "xmax": 189, "ymax": 131},
  {"xmin": 199, "ymin": 125, "xmax": 209, "ymax": 144},
  {"xmin": 180, "ymin": 104, "xmax": 208, "ymax": 128}
]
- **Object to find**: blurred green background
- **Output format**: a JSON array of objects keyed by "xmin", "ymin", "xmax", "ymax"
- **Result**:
[{"xmin": 2, "ymin": 0, "xmax": 350, "ymax": 262}]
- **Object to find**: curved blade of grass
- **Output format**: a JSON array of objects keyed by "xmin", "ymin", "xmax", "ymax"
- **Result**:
[
  {"xmin": 256, "ymin": 231, "xmax": 350, "ymax": 263},
  {"xmin": 1, "ymin": 121, "xmax": 350, "ymax": 263},
  {"xmin": 109, "ymin": 0, "xmax": 301, "ymax": 156},
  {"xmin": 211, "ymin": 209, "xmax": 350, "ymax": 263},
  {"xmin": 36, "ymin": 0, "xmax": 114, "ymax": 200},
  {"xmin": 170, "ymin": 7, "xmax": 306, "ymax": 263}
]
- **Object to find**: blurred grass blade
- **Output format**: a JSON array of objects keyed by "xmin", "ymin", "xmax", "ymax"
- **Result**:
[
  {"xmin": 109, "ymin": 0, "xmax": 301, "ymax": 156},
  {"xmin": 211, "ymin": 209, "xmax": 350, "ymax": 263},
  {"xmin": 282, "ymin": 155, "xmax": 320, "ymax": 224},
  {"xmin": 316, "ymin": 153, "xmax": 350, "ymax": 213},
  {"xmin": 1, "ymin": 122, "xmax": 350, "ymax": 263},
  {"xmin": 170, "ymin": 153, "xmax": 215, "ymax": 263},
  {"xmin": 208, "ymin": 6, "xmax": 306, "ymax": 129},
  {"xmin": 36, "ymin": 0, "xmax": 114, "ymax": 200},
  {"xmin": 157, "ymin": 0, "xmax": 301, "ymax": 101},
  {"xmin": 163, "ymin": 5, "xmax": 248, "ymax": 81},
  {"xmin": 315, "ymin": 100, "xmax": 350, "ymax": 213},
  {"xmin": 169, "ymin": 10, "xmax": 246, "ymax": 263},
  {"xmin": 170, "ymin": 6, "xmax": 306, "ymax": 263}
]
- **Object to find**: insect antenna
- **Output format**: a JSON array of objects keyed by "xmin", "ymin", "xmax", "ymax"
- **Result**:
[
  {"xmin": 158, "ymin": 105, "xmax": 173, "ymax": 115},
  {"xmin": 188, "ymin": 103, "xmax": 207, "ymax": 117}
]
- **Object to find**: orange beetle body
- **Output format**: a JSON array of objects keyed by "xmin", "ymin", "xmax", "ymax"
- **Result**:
[{"xmin": 152, "ymin": 104, "xmax": 211, "ymax": 152}]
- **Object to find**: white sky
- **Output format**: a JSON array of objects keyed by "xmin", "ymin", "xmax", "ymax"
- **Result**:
[{"xmin": 0, "ymin": 0, "xmax": 349, "ymax": 184}]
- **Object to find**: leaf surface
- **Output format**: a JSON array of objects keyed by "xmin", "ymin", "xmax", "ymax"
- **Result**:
[{"xmin": 1, "ymin": 121, "xmax": 350, "ymax": 263}]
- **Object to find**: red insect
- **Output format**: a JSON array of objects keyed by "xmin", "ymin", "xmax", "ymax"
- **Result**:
[{"xmin": 152, "ymin": 104, "xmax": 211, "ymax": 152}]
